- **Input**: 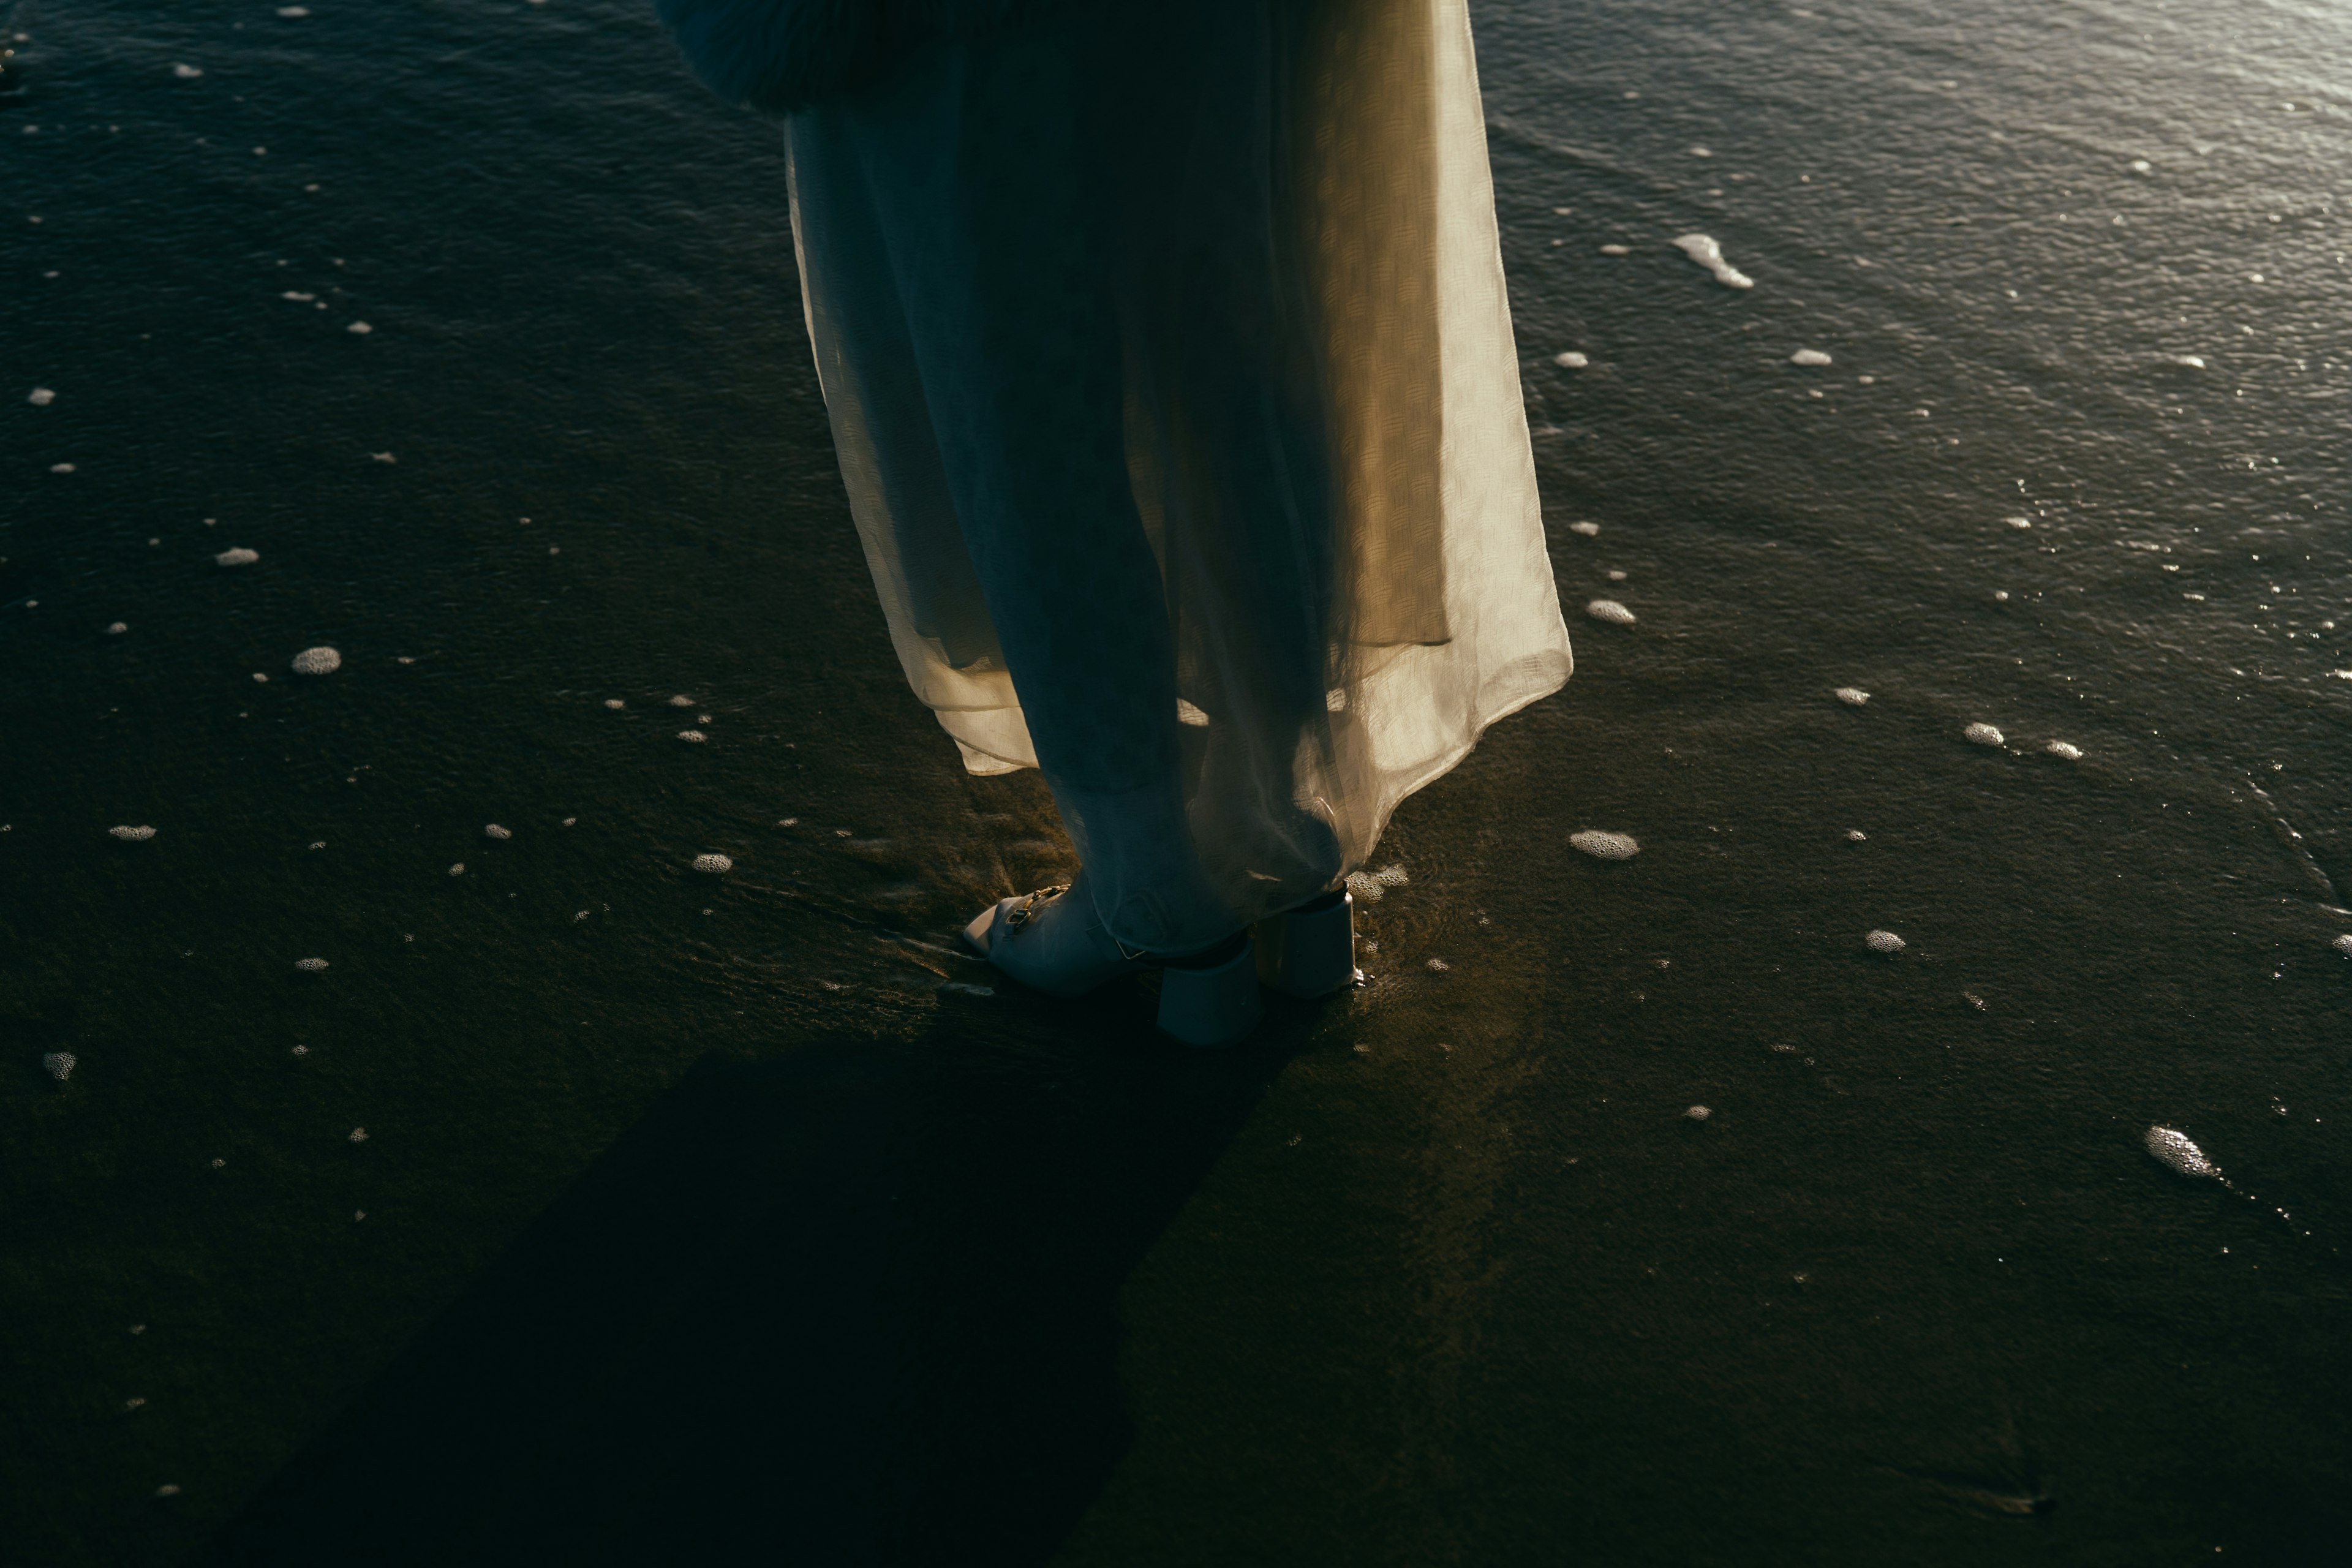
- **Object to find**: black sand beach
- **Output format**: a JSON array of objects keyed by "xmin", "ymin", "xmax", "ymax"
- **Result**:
[{"xmin": 5, "ymin": 2, "xmax": 2348, "ymax": 1562}]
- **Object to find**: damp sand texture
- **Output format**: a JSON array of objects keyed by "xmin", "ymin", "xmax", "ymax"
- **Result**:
[{"xmin": 6, "ymin": 2, "xmax": 2351, "ymax": 1566}]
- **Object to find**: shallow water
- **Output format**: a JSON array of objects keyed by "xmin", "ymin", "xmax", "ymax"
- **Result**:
[{"xmin": 4, "ymin": 1, "xmax": 2349, "ymax": 1562}]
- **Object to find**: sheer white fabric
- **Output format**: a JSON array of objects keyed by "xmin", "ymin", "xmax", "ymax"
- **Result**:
[{"xmin": 788, "ymin": 0, "xmax": 1570, "ymax": 932}]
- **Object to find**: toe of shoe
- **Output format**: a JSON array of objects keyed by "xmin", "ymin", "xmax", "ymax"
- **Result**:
[{"xmin": 962, "ymin": 897, "xmax": 1017, "ymax": 957}]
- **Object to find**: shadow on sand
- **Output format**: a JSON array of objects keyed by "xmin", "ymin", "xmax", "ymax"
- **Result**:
[{"xmin": 200, "ymin": 1000, "xmax": 1304, "ymax": 1566}]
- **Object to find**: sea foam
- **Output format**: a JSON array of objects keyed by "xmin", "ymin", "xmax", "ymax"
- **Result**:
[
  {"xmin": 1570, "ymin": 830, "xmax": 1640, "ymax": 860},
  {"xmin": 2144, "ymin": 1125, "xmax": 2216, "ymax": 1178},
  {"xmin": 1672, "ymin": 233, "xmax": 1753, "ymax": 288}
]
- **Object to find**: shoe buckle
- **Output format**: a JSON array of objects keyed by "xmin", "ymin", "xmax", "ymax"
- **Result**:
[{"xmin": 1005, "ymin": 883, "xmax": 1069, "ymax": 933}]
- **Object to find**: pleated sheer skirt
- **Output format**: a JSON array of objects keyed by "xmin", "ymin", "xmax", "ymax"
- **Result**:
[{"xmin": 786, "ymin": 0, "xmax": 1570, "ymax": 949}]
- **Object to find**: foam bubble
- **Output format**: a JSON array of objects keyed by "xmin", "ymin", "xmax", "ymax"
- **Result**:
[
  {"xmin": 1598, "ymin": 244, "xmax": 1630, "ymax": 256},
  {"xmin": 277, "ymin": 5, "xmax": 311, "ymax": 15},
  {"xmin": 27, "ymin": 386, "xmax": 54, "ymax": 406},
  {"xmin": 1585, "ymin": 598, "xmax": 1635, "ymax": 625},
  {"xmin": 107, "ymin": 622, "xmax": 126, "ymax": 634},
  {"xmin": 172, "ymin": 63, "xmax": 203, "ymax": 79},
  {"xmin": 290, "ymin": 646, "xmax": 341, "ymax": 675},
  {"xmin": 109, "ymin": 825, "xmax": 157, "ymax": 841},
  {"xmin": 1964, "ymin": 723, "xmax": 2005, "ymax": 747},
  {"xmin": 295, "ymin": 957, "xmax": 328, "ymax": 971},
  {"xmin": 1834, "ymin": 687, "xmax": 1869, "ymax": 706},
  {"xmin": 1845, "ymin": 829, "xmax": 1867, "ymax": 841},
  {"xmin": 448, "ymin": 862, "xmax": 465, "ymax": 876},
  {"xmin": 371, "ymin": 451, "xmax": 396, "ymax": 463},
  {"xmin": 2174, "ymin": 354, "xmax": 2206, "ymax": 369},
  {"xmin": 42, "ymin": 1052, "xmax": 75, "ymax": 1080},
  {"xmin": 1569, "ymin": 521, "xmax": 1600, "ymax": 536},
  {"xmin": 693, "ymin": 853, "xmax": 733, "ymax": 873},
  {"xmin": 1789, "ymin": 349, "xmax": 1833, "ymax": 366},
  {"xmin": 48, "ymin": 462, "xmax": 75, "ymax": 473},
  {"xmin": 347, "ymin": 321, "xmax": 372, "ymax": 335},
  {"xmin": 1552, "ymin": 350, "xmax": 1589, "ymax": 369},
  {"xmin": 483, "ymin": 823, "xmax": 511, "ymax": 840},
  {"xmin": 2130, "ymin": 158, "xmax": 2152, "ymax": 173},
  {"xmin": 1344, "ymin": 864, "xmax": 1410, "ymax": 902},
  {"xmin": 215, "ymin": 548, "xmax": 259, "ymax": 567},
  {"xmin": 1672, "ymin": 233, "xmax": 1753, "ymax": 288},
  {"xmin": 1570, "ymin": 829, "xmax": 1640, "ymax": 860},
  {"xmin": 2004, "ymin": 516, "xmax": 2032, "ymax": 529},
  {"xmin": 349, "ymin": 1126, "xmax": 368, "ymax": 1142},
  {"xmin": 668, "ymin": 695, "xmax": 693, "ymax": 707},
  {"xmin": 2045, "ymin": 740, "xmax": 2082, "ymax": 760},
  {"xmin": 1176, "ymin": 698, "xmax": 1210, "ymax": 726},
  {"xmin": 282, "ymin": 290, "xmax": 314, "ymax": 302},
  {"xmin": 1427, "ymin": 957, "xmax": 1450, "ymax": 973},
  {"xmin": 252, "ymin": 673, "xmax": 268, "ymax": 683},
  {"xmin": 2332, "ymin": 933, "xmax": 2351, "ymax": 956},
  {"xmin": 603, "ymin": 698, "xmax": 624, "ymax": 709},
  {"xmin": 1684, "ymin": 1104, "xmax": 1711, "ymax": 1121},
  {"xmin": 2144, "ymin": 1125, "xmax": 2216, "ymax": 1178},
  {"xmin": 1864, "ymin": 929, "xmax": 1905, "ymax": 952},
  {"xmin": 677, "ymin": 729, "xmax": 707, "ymax": 743}
]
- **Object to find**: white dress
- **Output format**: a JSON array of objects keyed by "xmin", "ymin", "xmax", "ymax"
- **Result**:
[{"xmin": 787, "ymin": 0, "xmax": 1570, "ymax": 948}]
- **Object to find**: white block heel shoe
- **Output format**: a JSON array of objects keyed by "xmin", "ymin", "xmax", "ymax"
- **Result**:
[
  {"xmin": 1254, "ymin": 889, "xmax": 1360, "ymax": 998},
  {"xmin": 1156, "ymin": 935, "xmax": 1265, "ymax": 1047}
]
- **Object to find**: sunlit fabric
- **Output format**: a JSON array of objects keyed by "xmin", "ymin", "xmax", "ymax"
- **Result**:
[{"xmin": 788, "ymin": 0, "xmax": 1570, "ymax": 949}]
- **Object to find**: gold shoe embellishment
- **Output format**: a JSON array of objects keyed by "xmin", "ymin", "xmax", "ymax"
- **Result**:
[{"xmin": 1004, "ymin": 884, "xmax": 1070, "ymax": 934}]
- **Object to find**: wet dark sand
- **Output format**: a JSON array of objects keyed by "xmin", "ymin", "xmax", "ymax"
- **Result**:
[{"xmin": 6, "ymin": 2, "xmax": 2350, "ymax": 1563}]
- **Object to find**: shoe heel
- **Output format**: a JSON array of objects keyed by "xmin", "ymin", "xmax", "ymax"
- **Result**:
[
  {"xmin": 1254, "ymin": 890, "xmax": 1359, "ymax": 998},
  {"xmin": 1156, "ymin": 937, "xmax": 1265, "ymax": 1048}
]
